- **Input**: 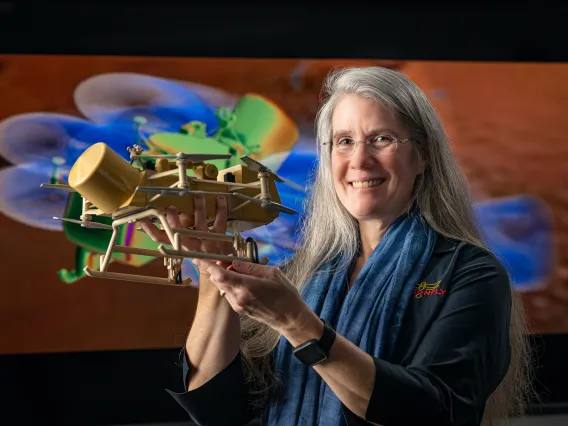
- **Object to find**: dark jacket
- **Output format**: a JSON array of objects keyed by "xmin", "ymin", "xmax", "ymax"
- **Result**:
[{"xmin": 166, "ymin": 236, "xmax": 512, "ymax": 426}]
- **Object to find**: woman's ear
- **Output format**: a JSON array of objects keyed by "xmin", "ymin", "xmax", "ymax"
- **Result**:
[
  {"xmin": 418, "ymin": 157, "xmax": 428, "ymax": 175},
  {"xmin": 414, "ymin": 147, "xmax": 428, "ymax": 176}
]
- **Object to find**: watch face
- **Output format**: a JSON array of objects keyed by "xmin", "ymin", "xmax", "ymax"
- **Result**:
[{"xmin": 294, "ymin": 343, "xmax": 328, "ymax": 366}]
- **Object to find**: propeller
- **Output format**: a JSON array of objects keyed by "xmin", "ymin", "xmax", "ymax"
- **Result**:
[
  {"xmin": 136, "ymin": 186, "xmax": 186, "ymax": 196},
  {"xmin": 232, "ymin": 193, "xmax": 297, "ymax": 215},
  {"xmin": 240, "ymin": 155, "xmax": 304, "ymax": 192},
  {"xmin": 0, "ymin": 162, "xmax": 70, "ymax": 231},
  {"xmin": 53, "ymin": 217, "xmax": 113, "ymax": 230},
  {"xmin": 40, "ymin": 183, "xmax": 76, "ymax": 192},
  {"xmin": 136, "ymin": 186, "xmax": 232, "ymax": 197},
  {"xmin": 73, "ymin": 73, "xmax": 223, "ymax": 132},
  {"xmin": 132, "ymin": 153, "xmax": 232, "ymax": 162},
  {"xmin": 0, "ymin": 112, "xmax": 135, "ymax": 166}
]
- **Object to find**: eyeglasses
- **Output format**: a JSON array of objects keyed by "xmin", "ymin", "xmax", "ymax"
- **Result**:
[{"xmin": 323, "ymin": 134, "xmax": 413, "ymax": 156}]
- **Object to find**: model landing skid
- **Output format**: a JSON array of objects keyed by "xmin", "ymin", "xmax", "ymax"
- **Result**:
[{"xmin": 77, "ymin": 207, "xmax": 267, "ymax": 287}]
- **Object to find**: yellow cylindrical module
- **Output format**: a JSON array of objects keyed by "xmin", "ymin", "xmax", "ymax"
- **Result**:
[{"xmin": 68, "ymin": 142, "xmax": 142, "ymax": 213}]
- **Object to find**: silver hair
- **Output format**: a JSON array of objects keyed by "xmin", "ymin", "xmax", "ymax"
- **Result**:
[{"xmin": 239, "ymin": 66, "xmax": 535, "ymax": 423}]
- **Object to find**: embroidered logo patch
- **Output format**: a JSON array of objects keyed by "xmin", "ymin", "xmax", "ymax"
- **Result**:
[{"xmin": 412, "ymin": 280, "xmax": 446, "ymax": 298}]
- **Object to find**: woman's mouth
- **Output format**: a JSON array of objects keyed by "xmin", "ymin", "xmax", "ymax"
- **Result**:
[{"xmin": 349, "ymin": 179, "xmax": 386, "ymax": 189}]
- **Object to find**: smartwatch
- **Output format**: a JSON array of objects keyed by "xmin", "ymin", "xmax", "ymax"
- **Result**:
[{"xmin": 292, "ymin": 318, "xmax": 336, "ymax": 366}]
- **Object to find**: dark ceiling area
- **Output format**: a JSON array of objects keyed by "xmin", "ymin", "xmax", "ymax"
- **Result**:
[{"xmin": 0, "ymin": 3, "xmax": 565, "ymax": 61}]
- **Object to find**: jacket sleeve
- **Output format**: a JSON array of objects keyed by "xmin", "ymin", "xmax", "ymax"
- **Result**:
[
  {"xmin": 365, "ymin": 247, "xmax": 513, "ymax": 426},
  {"xmin": 165, "ymin": 349, "xmax": 259, "ymax": 426}
]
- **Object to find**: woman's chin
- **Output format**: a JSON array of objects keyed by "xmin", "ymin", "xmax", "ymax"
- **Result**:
[{"xmin": 349, "ymin": 206, "xmax": 385, "ymax": 222}]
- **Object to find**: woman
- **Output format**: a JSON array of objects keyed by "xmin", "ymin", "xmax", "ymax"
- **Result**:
[{"xmin": 142, "ymin": 67, "xmax": 534, "ymax": 425}]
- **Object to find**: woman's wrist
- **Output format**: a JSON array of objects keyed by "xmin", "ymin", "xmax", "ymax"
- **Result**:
[
  {"xmin": 197, "ymin": 272, "xmax": 224, "ymax": 297},
  {"xmin": 279, "ymin": 304, "xmax": 325, "ymax": 348}
]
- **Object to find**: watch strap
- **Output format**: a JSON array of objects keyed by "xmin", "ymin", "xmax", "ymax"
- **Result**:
[{"xmin": 318, "ymin": 318, "xmax": 336, "ymax": 353}]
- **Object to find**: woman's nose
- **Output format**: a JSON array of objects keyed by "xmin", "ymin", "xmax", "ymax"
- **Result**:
[{"xmin": 349, "ymin": 142, "xmax": 374, "ymax": 168}]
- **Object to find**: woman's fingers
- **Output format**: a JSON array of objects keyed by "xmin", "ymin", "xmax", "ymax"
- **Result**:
[
  {"xmin": 139, "ymin": 218, "xmax": 169, "ymax": 245},
  {"xmin": 206, "ymin": 265, "xmax": 242, "ymax": 300},
  {"xmin": 215, "ymin": 260, "xmax": 233, "ymax": 269},
  {"xmin": 142, "ymin": 197, "xmax": 234, "ymax": 255},
  {"xmin": 206, "ymin": 263, "xmax": 229, "ymax": 283},
  {"xmin": 193, "ymin": 194, "xmax": 208, "ymax": 232},
  {"xmin": 205, "ymin": 277, "xmax": 246, "ymax": 313},
  {"xmin": 164, "ymin": 206, "xmax": 202, "ymax": 251},
  {"xmin": 179, "ymin": 212, "xmax": 195, "ymax": 229},
  {"xmin": 205, "ymin": 265, "xmax": 264, "ymax": 316},
  {"xmin": 177, "ymin": 211, "xmax": 201, "ymax": 250},
  {"xmin": 198, "ymin": 260, "xmax": 234, "ymax": 294},
  {"xmin": 200, "ymin": 195, "xmax": 231, "ymax": 254},
  {"xmin": 165, "ymin": 206, "xmax": 184, "ymax": 229},
  {"xmin": 138, "ymin": 217, "xmax": 153, "ymax": 232},
  {"xmin": 192, "ymin": 258, "xmax": 218, "ymax": 274},
  {"xmin": 213, "ymin": 195, "xmax": 233, "ymax": 254},
  {"xmin": 231, "ymin": 259, "xmax": 278, "ymax": 279},
  {"xmin": 206, "ymin": 263, "xmax": 263, "ymax": 292},
  {"xmin": 212, "ymin": 196, "xmax": 228, "ymax": 234}
]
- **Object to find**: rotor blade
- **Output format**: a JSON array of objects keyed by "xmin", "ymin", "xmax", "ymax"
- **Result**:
[
  {"xmin": 137, "ymin": 186, "xmax": 234, "ymax": 198},
  {"xmin": 133, "ymin": 153, "xmax": 232, "ymax": 161},
  {"xmin": 240, "ymin": 156, "xmax": 282, "ymax": 181},
  {"xmin": 231, "ymin": 192, "xmax": 263, "ymax": 204},
  {"xmin": 132, "ymin": 154, "xmax": 178, "ymax": 159},
  {"xmin": 136, "ymin": 186, "xmax": 187, "ymax": 195},
  {"xmin": 263, "ymin": 202, "xmax": 298, "ymax": 215},
  {"xmin": 277, "ymin": 176, "xmax": 304, "ymax": 191},
  {"xmin": 179, "ymin": 153, "xmax": 232, "ymax": 161},
  {"xmin": 240, "ymin": 156, "xmax": 302, "ymax": 188},
  {"xmin": 53, "ymin": 217, "xmax": 113, "ymax": 230},
  {"xmin": 83, "ymin": 221, "xmax": 114, "ymax": 230},
  {"xmin": 231, "ymin": 193, "xmax": 297, "ymax": 215},
  {"xmin": 184, "ymin": 190, "xmax": 234, "ymax": 197},
  {"xmin": 40, "ymin": 183, "xmax": 76, "ymax": 192},
  {"xmin": 270, "ymin": 173, "xmax": 285, "ymax": 183},
  {"xmin": 240, "ymin": 155, "xmax": 268, "ymax": 172},
  {"xmin": 148, "ymin": 169, "xmax": 182, "ymax": 180},
  {"xmin": 53, "ymin": 217, "xmax": 84, "ymax": 225}
]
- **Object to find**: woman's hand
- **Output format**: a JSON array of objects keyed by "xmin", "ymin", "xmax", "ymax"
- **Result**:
[
  {"xmin": 138, "ymin": 194, "xmax": 233, "ymax": 274},
  {"xmin": 194, "ymin": 258, "xmax": 313, "ymax": 334},
  {"xmin": 139, "ymin": 196, "xmax": 243, "ymax": 393}
]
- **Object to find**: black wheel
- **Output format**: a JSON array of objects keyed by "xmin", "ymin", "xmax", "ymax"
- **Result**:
[{"xmin": 245, "ymin": 237, "xmax": 259, "ymax": 264}]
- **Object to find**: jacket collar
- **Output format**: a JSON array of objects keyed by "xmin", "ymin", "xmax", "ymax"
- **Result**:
[{"xmin": 433, "ymin": 235, "xmax": 460, "ymax": 254}]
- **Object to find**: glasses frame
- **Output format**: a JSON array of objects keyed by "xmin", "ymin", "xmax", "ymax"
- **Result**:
[{"xmin": 322, "ymin": 135, "xmax": 414, "ymax": 156}]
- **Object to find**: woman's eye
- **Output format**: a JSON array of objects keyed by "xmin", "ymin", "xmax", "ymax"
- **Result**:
[
  {"xmin": 337, "ymin": 138, "xmax": 352, "ymax": 145},
  {"xmin": 375, "ymin": 135, "xmax": 395, "ymax": 143}
]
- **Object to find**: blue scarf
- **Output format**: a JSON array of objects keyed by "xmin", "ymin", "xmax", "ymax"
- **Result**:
[{"xmin": 263, "ymin": 211, "xmax": 438, "ymax": 425}]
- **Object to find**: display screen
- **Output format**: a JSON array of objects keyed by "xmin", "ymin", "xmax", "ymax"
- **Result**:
[{"xmin": 1, "ymin": 55, "xmax": 566, "ymax": 355}]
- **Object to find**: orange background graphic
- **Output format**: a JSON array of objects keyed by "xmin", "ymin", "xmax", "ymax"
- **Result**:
[{"xmin": 1, "ymin": 55, "xmax": 567, "ymax": 355}]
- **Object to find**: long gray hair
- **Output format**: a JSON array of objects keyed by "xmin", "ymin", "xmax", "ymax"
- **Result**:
[{"xmin": 239, "ymin": 66, "xmax": 535, "ymax": 423}]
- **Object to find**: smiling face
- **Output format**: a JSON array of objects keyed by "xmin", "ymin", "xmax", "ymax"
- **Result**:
[{"xmin": 330, "ymin": 93, "xmax": 425, "ymax": 223}]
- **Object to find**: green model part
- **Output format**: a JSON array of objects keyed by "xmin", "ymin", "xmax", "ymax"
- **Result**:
[{"xmin": 58, "ymin": 192, "xmax": 160, "ymax": 284}]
